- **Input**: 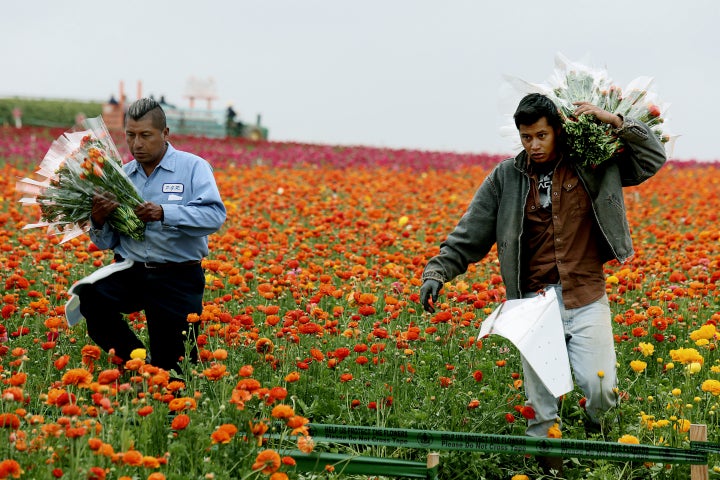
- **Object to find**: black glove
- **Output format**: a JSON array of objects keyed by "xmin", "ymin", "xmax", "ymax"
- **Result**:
[{"xmin": 420, "ymin": 279, "xmax": 442, "ymax": 313}]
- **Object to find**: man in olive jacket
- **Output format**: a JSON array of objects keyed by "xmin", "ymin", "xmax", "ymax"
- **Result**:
[{"xmin": 420, "ymin": 93, "xmax": 666, "ymax": 473}]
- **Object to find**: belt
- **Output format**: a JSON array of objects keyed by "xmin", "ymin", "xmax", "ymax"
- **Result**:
[{"xmin": 142, "ymin": 260, "xmax": 202, "ymax": 269}]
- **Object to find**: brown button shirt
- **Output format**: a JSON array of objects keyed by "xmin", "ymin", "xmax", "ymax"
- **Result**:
[{"xmin": 521, "ymin": 158, "xmax": 606, "ymax": 309}]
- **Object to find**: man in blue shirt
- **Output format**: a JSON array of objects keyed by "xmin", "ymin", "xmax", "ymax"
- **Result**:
[{"xmin": 79, "ymin": 97, "xmax": 226, "ymax": 376}]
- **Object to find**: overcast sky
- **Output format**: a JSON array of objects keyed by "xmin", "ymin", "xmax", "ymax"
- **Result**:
[{"xmin": 2, "ymin": 0, "xmax": 718, "ymax": 161}]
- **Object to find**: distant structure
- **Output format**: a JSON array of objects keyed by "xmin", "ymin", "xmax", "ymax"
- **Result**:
[
  {"xmin": 102, "ymin": 78, "xmax": 268, "ymax": 140},
  {"xmin": 102, "ymin": 80, "xmax": 129, "ymax": 131},
  {"xmin": 184, "ymin": 76, "xmax": 217, "ymax": 111}
]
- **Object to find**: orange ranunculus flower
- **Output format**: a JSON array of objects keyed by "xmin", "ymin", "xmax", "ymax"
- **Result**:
[
  {"xmin": 166, "ymin": 380, "xmax": 186, "ymax": 393},
  {"xmin": 8, "ymin": 373, "xmax": 26, "ymax": 386},
  {"xmin": 147, "ymin": 473, "xmax": 166, "ymax": 480},
  {"xmin": 81, "ymin": 345, "xmax": 102, "ymax": 361},
  {"xmin": 271, "ymin": 404, "xmax": 294, "ymax": 419},
  {"xmin": 54, "ymin": 355, "xmax": 70, "ymax": 370},
  {"xmin": 230, "ymin": 387, "xmax": 252, "ymax": 409},
  {"xmin": 62, "ymin": 368, "xmax": 93, "ymax": 387},
  {"xmin": 65, "ymin": 426, "xmax": 87, "ymax": 438},
  {"xmin": 124, "ymin": 359, "xmax": 145, "ymax": 371},
  {"xmin": 203, "ymin": 363, "xmax": 228, "ymax": 381},
  {"xmin": 0, "ymin": 413, "xmax": 21, "ymax": 429},
  {"xmin": 171, "ymin": 414, "xmax": 191, "ymax": 430},
  {"xmin": 286, "ymin": 415, "xmax": 309, "ymax": 436},
  {"xmin": 255, "ymin": 338, "xmax": 274, "ymax": 354},
  {"xmin": 211, "ymin": 423, "xmax": 238, "ymax": 444},
  {"xmin": 269, "ymin": 473, "xmax": 289, "ymax": 480},
  {"xmin": 2, "ymin": 387, "xmax": 24, "ymax": 402},
  {"xmin": 61, "ymin": 404, "xmax": 82, "ymax": 417},
  {"xmin": 267, "ymin": 386, "xmax": 288, "ymax": 402},
  {"xmin": 238, "ymin": 365, "xmax": 254, "ymax": 377},
  {"xmin": 0, "ymin": 459, "xmax": 23, "ymax": 478},
  {"xmin": 250, "ymin": 420, "xmax": 269, "ymax": 442},
  {"xmin": 284, "ymin": 371, "xmax": 300, "ymax": 383},
  {"xmin": 235, "ymin": 378, "xmax": 262, "ymax": 392},
  {"xmin": 88, "ymin": 437, "xmax": 103, "ymax": 450},
  {"xmin": 97, "ymin": 369, "xmax": 121, "ymax": 385},
  {"xmin": 122, "ymin": 449, "xmax": 144, "ymax": 466},
  {"xmin": 142, "ymin": 456, "xmax": 160, "ymax": 468},
  {"xmin": 297, "ymin": 435, "xmax": 315, "ymax": 454},
  {"xmin": 167, "ymin": 397, "xmax": 197, "ymax": 412},
  {"xmin": 212, "ymin": 348, "xmax": 228, "ymax": 360},
  {"xmin": 309, "ymin": 348, "xmax": 324, "ymax": 362},
  {"xmin": 251, "ymin": 449, "xmax": 281, "ymax": 474},
  {"xmin": 137, "ymin": 406, "xmax": 153, "ymax": 417}
]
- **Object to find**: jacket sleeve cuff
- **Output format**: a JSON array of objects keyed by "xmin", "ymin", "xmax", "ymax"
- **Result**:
[{"xmin": 422, "ymin": 271, "xmax": 446, "ymax": 284}]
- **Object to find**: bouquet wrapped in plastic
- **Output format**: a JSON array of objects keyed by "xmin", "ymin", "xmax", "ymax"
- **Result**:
[
  {"xmin": 504, "ymin": 53, "xmax": 674, "ymax": 167},
  {"xmin": 17, "ymin": 116, "xmax": 145, "ymax": 243}
]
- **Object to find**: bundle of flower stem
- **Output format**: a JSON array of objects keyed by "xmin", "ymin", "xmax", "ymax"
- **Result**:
[
  {"xmin": 505, "ymin": 53, "xmax": 672, "ymax": 167},
  {"xmin": 17, "ymin": 116, "xmax": 145, "ymax": 242}
]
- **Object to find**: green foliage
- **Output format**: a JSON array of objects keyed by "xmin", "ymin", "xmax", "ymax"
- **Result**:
[{"xmin": 0, "ymin": 97, "xmax": 103, "ymax": 127}]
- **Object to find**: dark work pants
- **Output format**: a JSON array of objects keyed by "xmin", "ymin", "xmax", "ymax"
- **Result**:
[{"xmin": 78, "ymin": 262, "xmax": 205, "ymax": 374}]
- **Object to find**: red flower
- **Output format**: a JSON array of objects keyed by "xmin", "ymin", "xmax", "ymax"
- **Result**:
[
  {"xmin": 520, "ymin": 406, "xmax": 536, "ymax": 420},
  {"xmin": 171, "ymin": 414, "xmax": 191, "ymax": 430}
]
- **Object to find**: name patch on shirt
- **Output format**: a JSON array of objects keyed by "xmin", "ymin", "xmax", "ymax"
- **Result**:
[{"xmin": 162, "ymin": 183, "xmax": 184, "ymax": 193}]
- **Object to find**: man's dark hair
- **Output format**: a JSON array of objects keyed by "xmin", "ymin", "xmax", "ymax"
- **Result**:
[
  {"xmin": 126, "ymin": 98, "xmax": 167, "ymax": 130},
  {"xmin": 513, "ymin": 93, "xmax": 563, "ymax": 130}
]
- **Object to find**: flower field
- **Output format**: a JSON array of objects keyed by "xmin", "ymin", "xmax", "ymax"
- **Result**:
[{"xmin": 1, "ymin": 125, "xmax": 719, "ymax": 479}]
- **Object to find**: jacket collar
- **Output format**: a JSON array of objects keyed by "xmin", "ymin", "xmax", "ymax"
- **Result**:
[{"xmin": 513, "ymin": 150, "xmax": 529, "ymax": 174}]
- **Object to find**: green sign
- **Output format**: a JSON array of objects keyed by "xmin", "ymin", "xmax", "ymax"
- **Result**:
[{"xmin": 308, "ymin": 424, "xmax": 707, "ymax": 465}]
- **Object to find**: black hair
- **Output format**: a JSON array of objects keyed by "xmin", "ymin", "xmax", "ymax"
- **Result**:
[
  {"xmin": 513, "ymin": 93, "xmax": 564, "ymax": 130},
  {"xmin": 126, "ymin": 98, "xmax": 167, "ymax": 130}
]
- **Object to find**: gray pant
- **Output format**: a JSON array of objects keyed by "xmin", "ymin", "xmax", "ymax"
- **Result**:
[{"xmin": 522, "ymin": 285, "xmax": 618, "ymax": 437}]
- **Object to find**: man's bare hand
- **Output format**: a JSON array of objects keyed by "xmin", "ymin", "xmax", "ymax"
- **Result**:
[
  {"xmin": 134, "ymin": 202, "xmax": 164, "ymax": 223},
  {"xmin": 91, "ymin": 193, "xmax": 119, "ymax": 226},
  {"xmin": 572, "ymin": 101, "xmax": 623, "ymax": 128}
]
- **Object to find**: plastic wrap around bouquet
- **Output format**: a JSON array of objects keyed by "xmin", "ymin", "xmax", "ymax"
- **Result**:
[
  {"xmin": 504, "ymin": 53, "xmax": 675, "ymax": 167},
  {"xmin": 17, "ymin": 116, "xmax": 145, "ymax": 243}
]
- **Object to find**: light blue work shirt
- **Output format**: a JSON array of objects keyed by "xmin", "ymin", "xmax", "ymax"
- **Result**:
[{"xmin": 90, "ymin": 143, "xmax": 226, "ymax": 263}]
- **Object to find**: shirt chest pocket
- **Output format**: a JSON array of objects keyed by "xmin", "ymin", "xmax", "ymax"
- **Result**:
[{"xmin": 562, "ymin": 178, "xmax": 591, "ymax": 217}]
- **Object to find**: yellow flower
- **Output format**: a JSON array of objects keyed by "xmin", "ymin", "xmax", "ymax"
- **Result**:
[
  {"xmin": 606, "ymin": 275, "xmax": 619, "ymax": 284},
  {"xmin": 597, "ymin": 370, "xmax": 605, "ymax": 378},
  {"xmin": 674, "ymin": 419, "xmax": 691, "ymax": 433},
  {"xmin": 397, "ymin": 216, "xmax": 409, "ymax": 227},
  {"xmin": 687, "ymin": 362, "xmax": 702, "ymax": 374},
  {"xmin": 690, "ymin": 324, "xmax": 717, "ymax": 341},
  {"xmin": 630, "ymin": 360, "xmax": 647, "ymax": 373},
  {"xmin": 638, "ymin": 342, "xmax": 655, "ymax": 357},
  {"xmin": 665, "ymin": 362, "xmax": 675, "ymax": 371},
  {"xmin": 618, "ymin": 434, "xmax": 640, "ymax": 444},
  {"xmin": 130, "ymin": 348, "xmax": 147, "ymax": 360},
  {"xmin": 547, "ymin": 423, "xmax": 562, "ymax": 438},
  {"xmin": 671, "ymin": 388, "xmax": 682, "ymax": 397},
  {"xmin": 511, "ymin": 476, "xmax": 530, "ymax": 480},
  {"xmin": 669, "ymin": 348, "xmax": 704, "ymax": 365},
  {"xmin": 702, "ymin": 379, "xmax": 720, "ymax": 396}
]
